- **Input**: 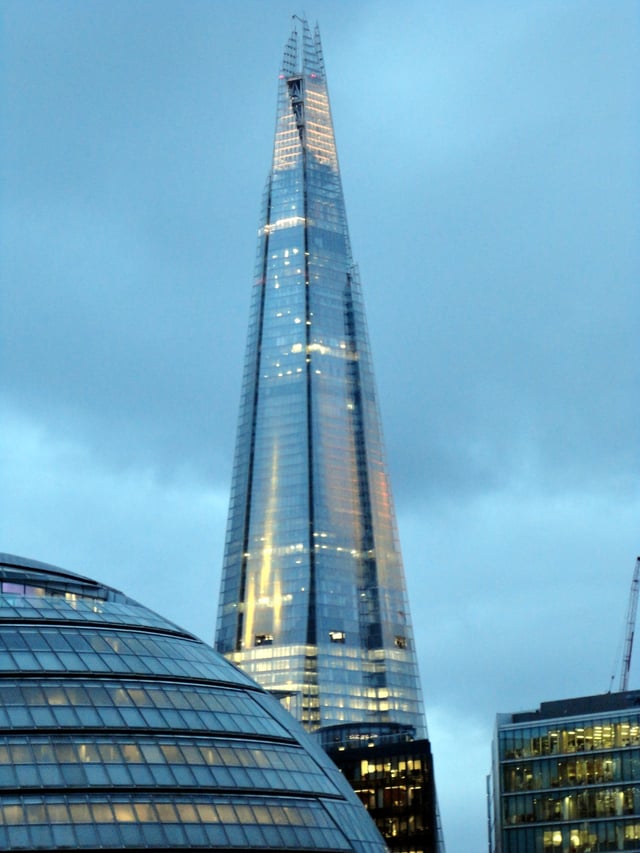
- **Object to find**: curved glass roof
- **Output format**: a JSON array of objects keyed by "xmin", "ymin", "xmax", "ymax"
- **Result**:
[{"xmin": 0, "ymin": 554, "xmax": 386, "ymax": 852}]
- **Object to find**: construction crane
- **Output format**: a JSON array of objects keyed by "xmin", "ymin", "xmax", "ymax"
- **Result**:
[{"xmin": 618, "ymin": 557, "xmax": 640, "ymax": 692}]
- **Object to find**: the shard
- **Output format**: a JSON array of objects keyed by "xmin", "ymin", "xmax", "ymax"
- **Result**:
[{"xmin": 215, "ymin": 17, "xmax": 441, "ymax": 852}]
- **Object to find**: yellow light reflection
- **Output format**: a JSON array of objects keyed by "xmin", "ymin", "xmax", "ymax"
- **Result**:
[
  {"xmin": 244, "ymin": 443, "xmax": 283, "ymax": 648},
  {"xmin": 261, "ymin": 216, "xmax": 306, "ymax": 235}
]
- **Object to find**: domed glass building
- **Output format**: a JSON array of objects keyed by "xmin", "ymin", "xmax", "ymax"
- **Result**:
[{"xmin": 0, "ymin": 554, "xmax": 387, "ymax": 852}]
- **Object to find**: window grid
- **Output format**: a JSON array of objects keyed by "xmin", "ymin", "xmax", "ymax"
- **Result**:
[
  {"xmin": 0, "ymin": 795, "xmax": 354, "ymax": 851},
  {"xmin": 0, "ymin": 593, "xmax": 180, "ymax": 632},
  {"xmin": 0, "ymin": 734, "xmax": 340, "ymax": 796},
  {"xmin": 0, "ymin": 679, "xmax": 289, "ymax": 738},
  {"xmin": 0, "ymin": 626, "xmax": 255, "ymax": 685}
]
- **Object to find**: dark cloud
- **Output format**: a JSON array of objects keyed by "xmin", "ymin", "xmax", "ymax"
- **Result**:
[{"xmin": 2, "ymin": 3, "xmax": 639, "ymax": 851}]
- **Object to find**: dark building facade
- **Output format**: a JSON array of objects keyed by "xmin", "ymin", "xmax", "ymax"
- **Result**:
[
  {"xmin": 489, "ymin": 690, "xmax": 640, "ymax": 853},
  {"xmin": 0, "ymin": 552, "xmax": 387, "ymax": 852},
  {"xmin": 324, "ymin": 730, "xmax": 437, "ymax": 853},
  {"xmin": 214, "ymin": 17, "xmax": 441, "ymax": 853}
]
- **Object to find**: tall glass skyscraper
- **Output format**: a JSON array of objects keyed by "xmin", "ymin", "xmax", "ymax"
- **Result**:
[{"xmin": 215, "ymin": 18, "xmax": 441, "ymax": 851}]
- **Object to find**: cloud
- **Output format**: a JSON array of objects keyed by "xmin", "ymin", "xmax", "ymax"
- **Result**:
[
  {"xmin": 403, "ymin": 481, "xmax": 640, "ymax": 714},
  {"xmin": 2, "ymin": 3, "xmax": 639, "ymax": 850},
  {"xmin": 428, "ymin": 705, "xmax": 490, "ymax": 853},
  {"xmin": 1, "ymin": 406, "xmax": 228, "ymax": 643}
]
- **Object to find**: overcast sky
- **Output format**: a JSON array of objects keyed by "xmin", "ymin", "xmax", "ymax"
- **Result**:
[{"xmin": 2, "ymin": 2, "xmax": 639, "ymax": 850}]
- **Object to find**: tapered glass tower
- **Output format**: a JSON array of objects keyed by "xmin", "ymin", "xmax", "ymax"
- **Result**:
[
  {"xmin": 215, "ymin": 21, "xmax": 440, "ymax": 849},
  {"xmin": 216, "ymin": 15, "xmax": 425, "ymax": 742}
]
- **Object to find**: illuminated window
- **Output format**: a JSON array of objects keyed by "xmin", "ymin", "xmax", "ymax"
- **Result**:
[
  {"xmin": 329, "ymin": 631, "xmax": 346, "ymax": 643},
  {"xmin": 255, "ymin": 634, "xmax": 273, "ymax": 646}
]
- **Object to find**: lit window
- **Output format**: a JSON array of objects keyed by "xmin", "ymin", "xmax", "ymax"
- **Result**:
[{"xmin": 329, "ymin": 631, "xmax": 346, "ymax": 644}]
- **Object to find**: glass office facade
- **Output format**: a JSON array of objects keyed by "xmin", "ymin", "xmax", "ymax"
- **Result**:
[
  {"xmin": 325, "ymin": 733, "xmax": 437, "ymax": 853},
  {"xmin": 489, "ymin": 692, "xmax": 640, "ymax": 853},
  {"xmin": 215, "ymin": 16, "xmax": 426, "ymax": 743},
  {"xmin": 0, "ymin": 552, "xmax": 387, "ymax": 852}
]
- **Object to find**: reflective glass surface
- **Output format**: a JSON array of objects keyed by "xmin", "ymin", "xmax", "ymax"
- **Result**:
[
  {"xmin": 0, "ymin": 554, "xmax": 387, "ymax": 853},
  {"xmin": 0, "ymin": 795, "xmax": 359, "ymax": 850},
  {"xmin": 0, "ymin": 624, "xmax": 254, "ymax": 684},
  {"xmin": 492, "ymin": 699, "xmax": 640, "ymax": 853},
  {"xmin": 0, "ymin": 592, "xmax": 181, "ymax": 632},
  {"xmin": 216, "ymin": 16, "xmax": 426, "ymax": 740},
  {"xmin": 0, "ymin": 679, "xmax": 290, "ymax": 737},
  {"xmin": 0, "ymin": 734, "xmax": 340, "ymax": 794}
]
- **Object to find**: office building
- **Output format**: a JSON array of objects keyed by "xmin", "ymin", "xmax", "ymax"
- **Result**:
[
  {"xmin": 0, "ymin": 552, "xmax": 386, "ymax": 852},
  {"xmin": 489, "ymin": 691, "xmax": 640, "ymax": 853},
  {"xmin": 325, "ymin": 732, "xmax": 437, "ymax": 853},
  {"xmin": 214, "ymin": 17, "xmax": 440, "ymax": 852}
]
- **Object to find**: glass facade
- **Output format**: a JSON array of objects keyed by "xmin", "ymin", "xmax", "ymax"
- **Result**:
[
  {"xmin": 489, "ymin": 692, "xmax": 640, "ymax": 853},
  {"xmin": 0, "ymin": 552, "xmax": 387, "ymax": 852},
  {"xmin": 325, "ymin": 736, "xmax": 437, "ymax": 853},
  {"xmin": 215, "ymin": 16, "xmax": 426, "ymax": 743}
]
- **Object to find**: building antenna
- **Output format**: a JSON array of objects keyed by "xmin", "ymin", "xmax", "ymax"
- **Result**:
[{"xmin": 611, "ymin": 557, "xmax": 640, "ymax": 692}]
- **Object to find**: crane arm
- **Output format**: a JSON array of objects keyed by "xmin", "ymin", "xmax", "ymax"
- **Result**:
[{"xmin": 619, "ymin": 557, "xmax": 640, "ymax": 692}]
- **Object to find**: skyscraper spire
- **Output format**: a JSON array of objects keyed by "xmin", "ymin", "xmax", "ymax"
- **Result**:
[
  {"xmin": 216, "ymin": 16, "xmax": 426, "ymax": 740},
  {"xmin": 216, "ymin": 18, "xmax": 440, "ymax": 851},
  {"xmin": 215, "ymin": 19, "xmax": 441, "ymax": 849},
  {"xmin": 282, "ymin": 16, "xmax": 325, "ymax": 78}
]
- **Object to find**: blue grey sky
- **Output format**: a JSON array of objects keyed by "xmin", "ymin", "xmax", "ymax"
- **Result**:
[{"xmin": 2, "ymin": 2, "xmax": 639, "ymax": 850}]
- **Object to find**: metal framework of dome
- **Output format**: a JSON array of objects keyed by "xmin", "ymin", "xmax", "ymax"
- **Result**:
[{"xmin": 0, "ymin": 553, "xmax": 386, "ymax": 852}]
